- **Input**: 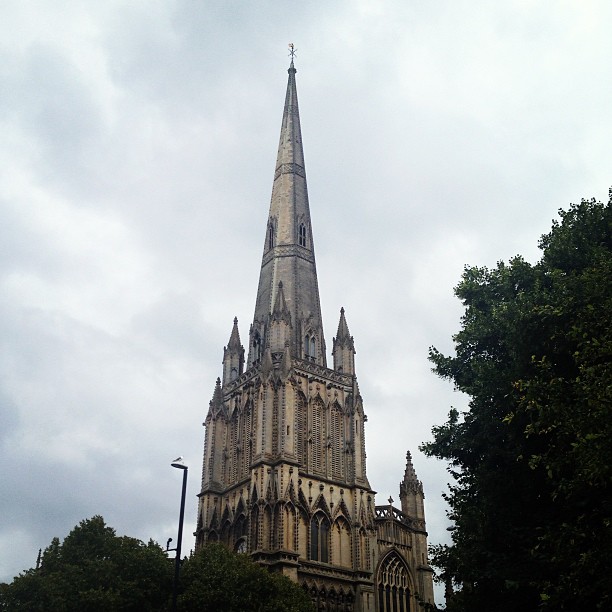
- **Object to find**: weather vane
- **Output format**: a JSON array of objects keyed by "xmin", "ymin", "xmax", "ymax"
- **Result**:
[{"xmin": 288, "ymin": 43, "xmax": 297, "ymax": 59}]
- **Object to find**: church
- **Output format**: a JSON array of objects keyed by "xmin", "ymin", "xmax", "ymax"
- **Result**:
[{"xmin": 195, "ymin": 57, "xmax": 435, "ymax": 612}]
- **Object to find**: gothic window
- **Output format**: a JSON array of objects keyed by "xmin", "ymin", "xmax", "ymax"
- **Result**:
[
  {"xmin": 268, "ymin": 223, "xmax": 275, "ymax": 250},
  {"xmin": 304, "ymin": 333, "xmax": 316, "ymax": 361},
  {"xmin": 235, "ymin": 539, "xmax": 247, "ymax": 554},
  {"xmin": 377, "ymin": 552, "xmax": 412, "ymax": 612},
  {"xmin": 299, "ymin": 223, "xmax": 307, "ymax": 247},
  {"xmin": 230, "ymin": 367, "xmax": 238, "ymax": 381},
  {"xmin": 234, "ymin": 513, "xmax": 247, "ymax": 541},
  {"xmin": 253, "ymin": 332, "xmax": 262, "ymax": 363},
  {"xmin": 310, "ymin": 512, "xmax": 330, "ymax": 563}
]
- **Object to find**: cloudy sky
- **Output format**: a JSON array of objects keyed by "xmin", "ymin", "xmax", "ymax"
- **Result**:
[{"xmin": 1, "ymin": 0, "xmax": 610, "ymax": 603}]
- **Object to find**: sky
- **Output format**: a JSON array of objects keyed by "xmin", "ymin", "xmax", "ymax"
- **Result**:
[{"xmin": 1, "ymin": 0, "xmax": 610, "ymax": 605}]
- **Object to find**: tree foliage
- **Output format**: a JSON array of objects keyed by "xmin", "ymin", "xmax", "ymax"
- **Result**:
[
  {"xmin": 0, "ymin": 516, "xmax": 173, "ymax": 611},
  {"xmin": 178, "ymin": 544, "xmax": 314, "ymax": 612},
  {"xmin": 0, "ymin": 518, "xmax": 315, "ymax": 612},
  {"xmin": 421, "ymin": 194, "xmax": 612, "ymax": 610}
]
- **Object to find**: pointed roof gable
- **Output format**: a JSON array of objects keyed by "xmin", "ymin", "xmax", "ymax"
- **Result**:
[
  {"xmin": 250, "ymin": 60, "xmax": 326, "ymax": 365},
  {"xmin": 271, "ymin": 282, "xmax": 291, "ymax": 323}
]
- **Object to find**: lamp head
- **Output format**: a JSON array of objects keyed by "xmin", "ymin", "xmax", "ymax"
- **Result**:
[{"xmin": 171, "ymin": 456, "xmax": 187, "ymax": 470}]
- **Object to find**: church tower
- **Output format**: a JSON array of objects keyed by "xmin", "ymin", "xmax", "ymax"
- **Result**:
[{"xmin": 196, "ymin": 56, "xmax": 434, "ymax": 612}]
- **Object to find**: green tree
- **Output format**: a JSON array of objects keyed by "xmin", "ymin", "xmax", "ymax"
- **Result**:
[
  {"xmin": 0, "ymin": 516, "xmax": 173, "ymax": 611},
  {"xmin": 421, "ymin": 194, "xmax": 612, "ymax": 611},
  {"xmin": 178, "ymin": 544, "xmax": 314, "ymax": 612}
]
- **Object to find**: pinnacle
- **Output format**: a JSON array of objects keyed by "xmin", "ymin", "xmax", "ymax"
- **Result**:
[
  {"xmin": 226, "ymin": 317, "xmax": 242, "ymax": 351},
  {"xmin": 271, "ymin": 281, "xmax": 291, "ymax": 322},
  {"xmin": 404, "ymin": 450, "xmax": 419, "ymax": 482},
  {"xmin": 334, "ymin": 307, "xmax": 354, "ymax": 348}
]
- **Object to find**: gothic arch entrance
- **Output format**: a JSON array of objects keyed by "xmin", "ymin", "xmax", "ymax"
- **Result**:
[{"xmin": 376, "ymin": 551, "xmax": 413, "ymax": 612}]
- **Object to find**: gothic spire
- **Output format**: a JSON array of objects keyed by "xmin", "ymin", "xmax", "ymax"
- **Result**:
[
  {"xmin": 333, "ymin": 307, "xmax": 355, "ymax": 374},
  {"xmin": 223, "ymin": 318, "xmax": 244, "ymax": 385},
  {"xmin": 227, "ymin": 317, "xmax": 242, "ymax": 351},
  {"xmin": 249, "ymin": 58, "xmax": 326, "ymax": 367}
]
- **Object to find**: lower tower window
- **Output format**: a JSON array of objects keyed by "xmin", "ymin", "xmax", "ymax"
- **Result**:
[{"xmin": 310, "ymin": 513, "xmax": 330, "ymax": 562}]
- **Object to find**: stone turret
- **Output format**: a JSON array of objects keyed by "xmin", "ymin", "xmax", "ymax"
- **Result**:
[{"xmin": 399, "ymin": 450, "xmax": 426, "ymax": 528}]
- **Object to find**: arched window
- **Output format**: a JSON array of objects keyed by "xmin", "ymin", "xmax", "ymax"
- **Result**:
[
  {"xmin": 253, "ymin": 332, "xmax": 262, "ymax": 363},
  {"xmin": 304, "ymin": 334, "xmax": 316, "ymax": 361},
  {"xmin": 268, "ymin": 223, "xmax": 275, "ymax": 250},
  {"xmin": 310, "ymin": 513, "xmax": 330, "ymax": 562},
  {"xmin": 299, "ymin": 223, "xmax": 307, "ymax": 247},
  {"xmin": 377, "ymin": 552, "xmax": 412, "ymax": 612}
]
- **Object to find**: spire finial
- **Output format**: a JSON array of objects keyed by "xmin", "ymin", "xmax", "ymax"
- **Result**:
[{"xmin": 288, "ymin": 43, "xmax": 296, "ymax": 60}]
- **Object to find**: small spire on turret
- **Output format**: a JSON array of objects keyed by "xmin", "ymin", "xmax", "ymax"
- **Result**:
[
  {"xmin": 227, "ymin": 317, "xmax": 242, "ymax": 351},
  {"xmin": 399, "ymin": 449, "xmax": 426, "ymax": 526},
  {"xmin": 404, "ymin": 450, "xmax": 419, "ymax": 483},
  {"xmin": 207, "ymin": 377, "xmax": 224, "ymax": 419},
  {"xmin": 223, "ymin": 319, "xmax": 244, "ymax": 386},
  {"xmin": 333, "ymin": 307, "xmax": 356, "ymax": 374}
]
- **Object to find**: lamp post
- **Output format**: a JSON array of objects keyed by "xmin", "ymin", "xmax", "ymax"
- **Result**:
[{"xmin": 170, "ymin": 457, "xmax": 188, "ymax": 612}]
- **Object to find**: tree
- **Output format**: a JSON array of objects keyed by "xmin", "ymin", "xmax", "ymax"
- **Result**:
[
  {"xmin": 421, "ymin": 194, "xmax": 612, "ymax": 610},
  {"xmin": 0, "ymin": 516, "xmax": 173, "ymax": 611},
  {"xmin": 177, "ymin": 544, "xmax": 314, "ymax": 612},
  {"xmin": 0, "ymin": 518, "xmax": 316, "ymax": 612}
]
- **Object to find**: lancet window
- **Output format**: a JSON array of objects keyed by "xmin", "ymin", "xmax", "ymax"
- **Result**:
[
  {"xmin": 268, "ymin": 222, "xmax": 275, "ymax": 250},
  {"xmin": 253, "ymin": 332, "xmax": 262, "ymax": 364},
  {"xmin": 310, "ymin": 512, "xmax": 330, "ymax": 563},
  {"xmin": 299, "ymin": 223, "xmax": 307, "ymax": 247},
  {"xmin": 304, "ymin": 333, "xmax": 316, "ymax": 361}
]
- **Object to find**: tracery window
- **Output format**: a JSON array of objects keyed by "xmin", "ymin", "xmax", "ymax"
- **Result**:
[
  {"xmin": 299, "ymin": 223, "xmax": 307, "ymax": 247},
  {"xmin": 310, "ymin": 512, "xmax": 330, "ymax": 563},
  {"xmin": 377, "ymin": 552, "xmax": 412, "ymax": 612}
]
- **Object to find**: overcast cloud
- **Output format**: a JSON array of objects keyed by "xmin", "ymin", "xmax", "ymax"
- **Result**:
[{"xmin": 1, "ymin": 1, "xmax": 611, "ymax": 605}]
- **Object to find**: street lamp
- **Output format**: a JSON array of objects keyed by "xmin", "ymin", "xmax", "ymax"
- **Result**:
[{"xmin": 170, "ymin": 456, "xmax": 188, "ymax": 612}]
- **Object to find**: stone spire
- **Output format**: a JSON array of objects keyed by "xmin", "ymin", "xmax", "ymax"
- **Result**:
[
  {"xmin": 332, "ymin": 307, "xmax": 356, "ymax": 374},
  {"xmin": 222, "ymin": 318, "xmax": 244, "ymax": 386},
  {"xmin": 248, "ymin": 59, "xmax": 326, "ymax": 368}
]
